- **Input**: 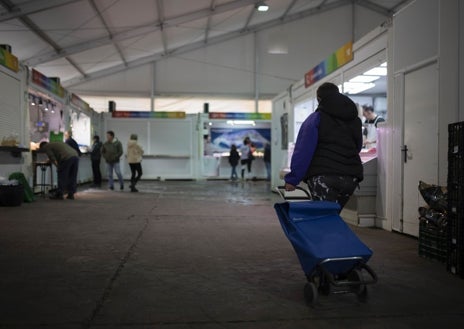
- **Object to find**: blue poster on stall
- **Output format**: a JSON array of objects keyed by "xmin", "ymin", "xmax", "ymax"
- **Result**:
[{"xmin": 210, "ymin": 128, "xmax": 271, "ymax": 152}]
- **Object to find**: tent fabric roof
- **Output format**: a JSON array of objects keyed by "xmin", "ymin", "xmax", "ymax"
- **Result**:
[{"xmin": 0, "ymin": 0, "xmax": 407, "ymax": 88}]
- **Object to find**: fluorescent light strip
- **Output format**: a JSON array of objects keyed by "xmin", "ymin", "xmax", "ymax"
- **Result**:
[{"xmin": 349, "ymin": 75, "xmax": 380, "ymax": 83}]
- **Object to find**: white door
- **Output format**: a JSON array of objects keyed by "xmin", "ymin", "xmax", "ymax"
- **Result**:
[{"xmin": 401, "ymin": 63, "xmax": 439, "ymax": 236}]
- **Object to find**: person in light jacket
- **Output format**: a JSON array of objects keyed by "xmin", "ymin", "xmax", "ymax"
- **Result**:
[{"xmin": 127, "ymin": 134, "xmax": 144, "ymax": 192}]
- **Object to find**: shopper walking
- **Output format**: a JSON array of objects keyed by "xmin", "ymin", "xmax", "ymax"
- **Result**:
[
  {"xmin": 90, "ymin": 135, "xmax": 102, "ymax": 187},
  {"xmin": 101, "ymin": 130, "xmax": 124, "ymax": 191},
  {"xmin": 228, "ymin": 144, "xmax": 240, "ymax": 181},
  {"xmin": 39, "ymin": 141, "xmax": 79, "ymax": 200},
  {"xmin": 284, "ymin": 82, "xmax": 363, "ymax": 211},
  {"xmin": 240, "ymin": 137, "xmax": 251, "ymax": 180},
  {"xmin": 127, "ymin": 134, "xmax": 144, "ymax": 192}
]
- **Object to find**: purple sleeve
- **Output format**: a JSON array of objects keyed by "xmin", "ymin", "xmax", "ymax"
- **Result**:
[{"xmin": 284, "ymin": 112, "xmax": 320, "ymax": 186}]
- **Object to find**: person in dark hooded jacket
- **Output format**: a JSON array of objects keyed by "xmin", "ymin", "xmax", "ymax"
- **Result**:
[{"xmin": 284, "ymin": 82, "xmax": 363, "ymax": 209}]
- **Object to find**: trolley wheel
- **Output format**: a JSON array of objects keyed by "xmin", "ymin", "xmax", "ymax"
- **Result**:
[
  {"xmin": 356, "ymin": 285, "xmax": 368, "ymax": 302},
  {"xmin": 347, "ymin": 269, "xmax": 366, "ymax": 296},
  {"xmin": 318, "ymin": 278, "xmax": 331, "ymax": 296},
  {"xmin": 304, "ymin": 282, "xmax": 318, "ymax": 304}
]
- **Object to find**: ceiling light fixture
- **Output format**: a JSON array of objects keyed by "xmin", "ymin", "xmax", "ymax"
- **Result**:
[
  {"xmin": 349, "ymin": 75, "xmax": 380, "ymax": 83},
  {"xmin": 256, "ymin": 1, "xmax": 269, "ymax": 12},
  {"xmin": 342, "ymin": 82, "xmax": 376, "ymax": 94},
  {"xmin": 227, "ymin": 120, "xmax": 256, "ymax": 126},
  {"xmin": 364, "ymin": 66, "xmax": 387, "ymax": 76}
]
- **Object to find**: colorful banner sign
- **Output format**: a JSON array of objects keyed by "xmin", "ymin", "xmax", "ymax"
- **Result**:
[
  {"xmin": 112, "ymin": 111, "xmax": 186, "ymax": 119},
  {"xmin": 304, "ymin": 41, "xmax": 353, "ymax": 88},
  {"xmin": 208, "ymin": 112, "xmax": 271, "ymax": 120},
  {"xmin": 31, "ymin": 69, "xmax": 65, "ymax": 98},
  {"xmin": 0, "ymin": 47, "xmax": 19, "ymax": 72},
  {"xmin": 71, "ymin": 93, "xmax": 91, "ymax": 112}
]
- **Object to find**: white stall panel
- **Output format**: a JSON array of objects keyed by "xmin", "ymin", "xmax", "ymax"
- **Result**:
[
  {"xmin": 149, "ymin": 120, "xmax": 192, "ymax": 156},
  {"xmin": 0, "ymin": 71, "xmax": 21, "ymax": 142}
]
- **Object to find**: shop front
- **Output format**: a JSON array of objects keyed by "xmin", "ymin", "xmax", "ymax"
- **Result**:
[
  {"xmin": 201, "ymin": 112, "xmax": 271, "ymax": 181},
  {"xmin": 28, "ymin": 69, "xmax": 68, "ymax": 193}
]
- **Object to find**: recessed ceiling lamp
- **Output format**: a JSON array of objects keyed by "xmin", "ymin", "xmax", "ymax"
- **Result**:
[{"xmin": 256, "ymin": 1, "xmax": 269, "ymax": 12}]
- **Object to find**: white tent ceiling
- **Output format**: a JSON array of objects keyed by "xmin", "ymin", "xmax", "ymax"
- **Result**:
[{"xmin": 0, "ymin": 0, "xmax": 408, "ymax": 90}]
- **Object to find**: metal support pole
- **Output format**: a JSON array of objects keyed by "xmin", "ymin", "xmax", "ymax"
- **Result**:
[
  {"xmin": 150, "ymin": 62, "xmax": 156, "ymax": 112},
  {"xmin": 254, "ymin": 32, "xmax": 259, "ymax": 113}
]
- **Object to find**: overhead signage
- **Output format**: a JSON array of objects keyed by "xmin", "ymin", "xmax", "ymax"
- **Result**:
[
  {"xmin": 31, "ymin": 69, "xmax": 65, "ymax": 98},
  {"xmin": 112, "ymin": 111, "xmax": 186, "ymax": 119},
  {"xmin": 304, "ymin": 41, "xmax": 353, "ymax": 88},
  {"xmin": 208, "ymin": 112, "xmax": 271, "ymax": 120},
  {"xmin": 0, "ymin": 47, "xmax": 19, "ymax": 72},
  {"xmin": 70, "ymin": 93, "xmax": 91, "ymax": 113}
]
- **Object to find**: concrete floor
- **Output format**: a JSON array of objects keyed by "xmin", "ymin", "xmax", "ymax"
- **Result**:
[{"xmin": 1, "ymin": 180, "xmax": 464, "ymax": 329}]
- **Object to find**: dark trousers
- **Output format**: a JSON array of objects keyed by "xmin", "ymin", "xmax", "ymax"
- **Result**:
[
  {"xmin": 129, "ymin": 163, "xmax": 142, "ymax": 186},
  {"xmin": 91, "ymin": 159, "xmax": 102, "ymax": 185},
  {"xmin": 57, "ymin": 156, "xmax": 79, "ymax": 196},
  {"xmin": 240, "ymin": 159, "xmax": 251, "ymax": 178},
  {"xmin": 305, "ymin": 175, "xmax": 359, "ymax": 210}
]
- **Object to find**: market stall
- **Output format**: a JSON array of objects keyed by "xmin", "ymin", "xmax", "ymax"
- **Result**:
[
  {"xmin": 202, "ymin": 112, "xmax": 271, "ymax": 180},
  {"xmin": 67, "ymin": 93, "xmax": 95, "ymax": 184},
  {"xmin": 105, "ymin": 111, "xmax": 197, "ymax": 180},
  {"xmin": 28, "ymin": 69, "xmax": 67, "ymax": 193}
]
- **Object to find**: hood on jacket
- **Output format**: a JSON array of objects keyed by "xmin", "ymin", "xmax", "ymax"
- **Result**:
[{"xmin": 317, "ymin": 92, "xmax": 358, "ymax": 121}]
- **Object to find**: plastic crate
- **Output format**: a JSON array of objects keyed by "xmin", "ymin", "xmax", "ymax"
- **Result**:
[
  {"xmin": 0, "ymin": 184, "xmax": 24, "ymax": 207},
  {"xmin": 447, "ymin": 245, "xmax": 464, "ymax": 278},
  {"xmin": 447, "ymin": 156, "xmax": 464, "ymax": 187},
  {"xmin": 448, "ymin": 121, "xmax": 464, "ymax": 156},
  {"xmin": 419, "ymin": 221, "xmax": 448, "ymax": 263}
]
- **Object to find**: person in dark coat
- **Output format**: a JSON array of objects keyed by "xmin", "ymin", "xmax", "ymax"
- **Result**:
[
  {"xmin": 90, "ymin": 135, "xmax": 102, "ymax": 187},
  {"xmin": 64, "ymin": 131, "xmax": 82, "ymax": 156},
  {"xmin": 228, "ymin": 144, "xmax": 240, "ymax": 181},
  {"xmin": 284, "ymin": 82, "xmax": 363, "ymax": 210},
  {"xmin": 263, "ymin": 142, "xmax": 271, "ymax": 181}
]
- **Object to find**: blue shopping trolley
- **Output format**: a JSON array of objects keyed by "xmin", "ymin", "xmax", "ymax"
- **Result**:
[{"xmin": 274, "ymin": 186, "xmax": 377, "ymax": 304}]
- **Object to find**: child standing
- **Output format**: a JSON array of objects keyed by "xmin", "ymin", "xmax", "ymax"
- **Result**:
[{"xmin": 228, "ymin": 144, "xmax": 240, "ymax": 181}]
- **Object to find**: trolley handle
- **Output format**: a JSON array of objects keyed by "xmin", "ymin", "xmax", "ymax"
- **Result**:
[{"xmin": 275, "ymin": 185, "xmax": 312, "ymax": 200}]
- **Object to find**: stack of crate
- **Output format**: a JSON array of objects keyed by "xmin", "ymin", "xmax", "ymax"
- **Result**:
[
  {"xmin": 418, "ymin": 220, "xmax": 448, "ymax": 263},
  {"xmin": 447, "ymin": 121, "xmax": 464, "ymax": 278}
]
